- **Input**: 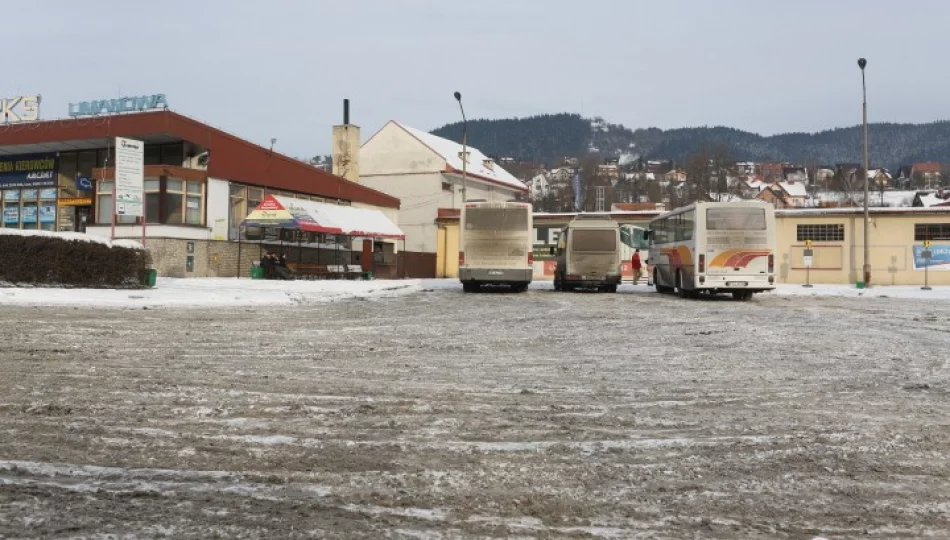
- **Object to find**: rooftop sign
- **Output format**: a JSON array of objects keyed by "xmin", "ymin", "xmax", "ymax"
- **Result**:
[
  {"xmin": 68, "ymin": 94, "xmax": 168, "ymax": 117},
  {"xmin": 1, "ymin": 95, "xmax": 40, "ymax": 123}
]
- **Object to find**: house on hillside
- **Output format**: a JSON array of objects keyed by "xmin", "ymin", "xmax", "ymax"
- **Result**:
[
  {"xmin": 782, "ymin": 166, "xmax": 808, "ymax": 184},
  {"xmin": 912, "ymin": 162, "xmax": 942, "ymax": 189},
  {"xmin": 529, "ymin": 173, "xmax": 550, "ymax": 200},
  {"xmin": 757, "ymin": 181, "xmax": 808, "ymax": 208},
  {"xmin": 359, "ymin": 121, "xmax": 528, "ymax": 274},
  {"xmin": 913, "ymin": 190, "xmax": 950, "ymax": 207}
]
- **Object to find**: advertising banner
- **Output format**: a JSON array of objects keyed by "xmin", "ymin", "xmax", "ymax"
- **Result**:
[
  {"xmin": 913, "ymin": 244, "xmax": 950, "ymax": 270},
  {"xmin": 3, "ymin": 205, "xmax": 18, "ymax": 224},
  {"xmin": 21, "ymin": 204, "xmax": 37, "ymax": 223},
  {"xmin": 115, "ymin": 137, "xmax": 144, "ymax": 216},
  {"xmin": 0, "ymin": 153, "xmax": 57, "ymax": 189},
  {"xmin": 39, "ymin": 202, "xmax": 56, "ymax": 223}
]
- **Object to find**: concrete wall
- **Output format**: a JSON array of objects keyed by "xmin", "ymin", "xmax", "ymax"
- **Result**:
[{"xmin": 360, "ymin": 122, "xmax": 445, "ymax": 176}]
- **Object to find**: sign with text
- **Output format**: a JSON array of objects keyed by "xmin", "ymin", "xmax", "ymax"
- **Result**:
[
  {"xmin": 912, "ymin": 244, "xmax": 950, "ymax": 270},
  {"xmin": 69, "ymin": 94, "xmax": 167, "ymax": 117},
  {"xmin": 115, "ymin": 137, "xmax": 144, "ymax": 216},
  {"xmin": 0, "ymin": 153, "xmax": 57, "ymax": 189},
  {"xmin": 803, "ymin": 248, "xmax": 813, "ymax": 268},
  {"xmin": 1, "ymin": 95, "xmax": 40, "ymax": 123}
]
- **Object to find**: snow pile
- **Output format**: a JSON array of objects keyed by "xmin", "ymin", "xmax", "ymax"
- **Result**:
[
  {"xmin": 0, "ymin": 227, "xmax": 143, "ymax": 250},
  {"xmin": 0, "ymin": 278, "xmax": 423, "ymax": 308}
]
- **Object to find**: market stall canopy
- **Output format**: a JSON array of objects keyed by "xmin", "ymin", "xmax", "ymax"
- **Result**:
[{"xmin": 241, "ymin": 195, "xmax": 405, "ymax": 239}]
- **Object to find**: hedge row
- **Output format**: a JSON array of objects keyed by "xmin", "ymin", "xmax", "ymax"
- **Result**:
[{"xmin": 0, "ymin": 234, "xmax": 152, "ymax": 288}]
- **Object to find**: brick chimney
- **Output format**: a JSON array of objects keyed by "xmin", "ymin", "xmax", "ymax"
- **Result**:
[{"xmin": 331, "ymin": 99, "xmax": 360, "ymax": 183}]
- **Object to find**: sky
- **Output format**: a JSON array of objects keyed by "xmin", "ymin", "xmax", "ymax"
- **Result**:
[{"xmin": 9, "ymin": 0, "xmax": 950, "ymax": 159}]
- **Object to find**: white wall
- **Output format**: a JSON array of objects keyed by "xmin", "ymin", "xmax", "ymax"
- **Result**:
[
  {"xmin": 361, "ymin": 172, "xmax": 442, "ymax": 252},
  {"xmin": 86, "ymin": 224, "xmax": 213, "ymax": 241},
  {"xmin": 207, "ymin": 178, "xmax": 230, "ymax": 240},
  {"xmin": 360, "ymin": 122, "xmax": 445, "ymax": 176}
]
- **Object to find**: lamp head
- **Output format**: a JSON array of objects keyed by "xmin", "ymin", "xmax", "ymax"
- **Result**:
[
  {"xmin": 453, "ymin": 91, "xmax": 462, "ymax": 102},
  {"xmin": 857, "ymin": 58, "xmax": 867, "ymax": 70}
]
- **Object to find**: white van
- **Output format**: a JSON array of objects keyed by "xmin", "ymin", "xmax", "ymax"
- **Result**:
[{"xmin": 553, "ymin": 215, "xmax": 622, "ymax": 292}]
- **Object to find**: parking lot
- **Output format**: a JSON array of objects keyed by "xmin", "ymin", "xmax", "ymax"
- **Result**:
[{"xmin": 1, "ymin": 286, "xmax": 949, "ymax": 539}]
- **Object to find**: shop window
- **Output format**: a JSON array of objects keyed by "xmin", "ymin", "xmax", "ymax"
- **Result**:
[
  {"xmin": 185, "ymin": 181, "xmax": 203, "ymax": 225},
  {"xmin": 145, "ymin": 178, "xmax": 161, "ymax": 223},
  {"xmin": 78, "ymin": 150, "xmax": 97, "ymax": 179},
  {"xmin": 3, "ymin": 201, "xmax": 18, "ymax": 228},
  {"xmin": 39, "ymin": 201, "xmax": 56, "ymax": 230},
  {"xmin": 229, "ymin": 184, "xmax": 246, "ymax": 240},
  {"xmin": 96, "ymin": 181, "xmax": 113, "ymax": 224},
  {"xmin": 915, "ymin": 223, "xmax": 950, "ymax": 241},
  {"xmin": 22, "ymin": 202, "xmax": 38, "ymax": 229},
  {"xmin": 161, "ymin": 143, "xmax": 184, "ymax": 166},
  {"xmin": 797, "ymin": 224, "xmax": 844, "ymax": 242},
  {"xmin": 164, "ymin": 179, "xmax": 184, "ymax": 224},
  {"xmin": 59, "ymin": 152, "xmax": 78, "ymax": 193},
  {"xmin": 144, "ymin": 145, "xmax": 162, "ymax": 166}
]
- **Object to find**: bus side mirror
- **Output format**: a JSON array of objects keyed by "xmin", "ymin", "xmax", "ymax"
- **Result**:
[{"xmin": 643, "ymin": 230, "xmax": 652, "ymax": 240}]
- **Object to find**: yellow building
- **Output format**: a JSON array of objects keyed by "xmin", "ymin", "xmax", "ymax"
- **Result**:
[
  {"xmin": 435, "ymin": 207, "xmax": 950, "ymax": 285},
  {"xmin": 776, "ymin": 207, "xmax": 950, "ymax": 286}
]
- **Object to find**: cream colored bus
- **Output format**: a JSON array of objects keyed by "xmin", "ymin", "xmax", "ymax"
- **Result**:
[
  {"xmin": 459, "ymin": 200, "xmax": 533, "ymax": 293},
  {"xmin": 648, "ymin": 201, "xmax": 776, "ymax": 300}
]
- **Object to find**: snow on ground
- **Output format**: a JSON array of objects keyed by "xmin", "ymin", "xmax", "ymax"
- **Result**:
[
  {"xmin": 1, "ymin": 277, "xmax": 949, "ymax": 308},
  {"xmin": 0, "ymin": 278, "xmax": 423, "ymax": 308}
]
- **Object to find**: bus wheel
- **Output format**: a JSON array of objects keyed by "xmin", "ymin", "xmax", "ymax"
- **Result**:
[
  {"xmin": 676, "ymin": 271, "xmax": 690, "ymax": 299},
  {"xmin": 553, "ymin": 277, "xmax": 562, "ymax": 291},
  {"xmin": 654, "ymin": 269, "xmax": 672, "ymax": 294},
  {"xmin": 605, "ymin": 284, "xmax": 617, "ymax": 293},
  {"xmin": 462, "ymin": 282, "xmax": 479, "ymax": 293},
  {"xmin": 513, "ymin": 282, "xmax": 529, "ymax": 293},
  {"xmin": 732, "ymin": 291, "xmax": 753, "ymax": 301}
]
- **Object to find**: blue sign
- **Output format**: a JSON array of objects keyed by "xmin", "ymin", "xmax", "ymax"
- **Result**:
[
  {"xmin": 39, "ymin": 188, "xmax": 58, "ymax": 199},
  {"xmin": 913, "ymin": 244, "xmax": 950, "ymax": 270},
  {"xmin": 0, "ymin": 153, "xmax": 57, "ymax": 189},
  {"xmin": 76, "ymin": 175, "xmax": 93, "ymax": 191},
  {"xmin": 68, "ymin": 94, "xmax": 167, "ymax": 117}
]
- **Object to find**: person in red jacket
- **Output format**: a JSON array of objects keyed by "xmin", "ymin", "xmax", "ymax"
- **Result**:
[{"xmin": 631, "ymin": 249, "xmax": 643, "ymax": 284}]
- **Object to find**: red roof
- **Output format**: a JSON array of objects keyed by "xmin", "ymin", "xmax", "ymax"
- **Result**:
[{"xmin": 0, "ymin": 111, "xmax": 400, "ymax": 209}]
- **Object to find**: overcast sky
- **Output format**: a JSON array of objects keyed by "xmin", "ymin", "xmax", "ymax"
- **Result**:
[{"xmin": 11, "ymin": 0, "xmax": 950, "ymax": 158}]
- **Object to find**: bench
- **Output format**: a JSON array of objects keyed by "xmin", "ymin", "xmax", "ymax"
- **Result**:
[
  {"xmin": 288, "ymin": 263, "xmax": 329, "ymax": 280},
  {"xmin": 345, "ymin": 264, "xmax": 364, "ymax": 279}
]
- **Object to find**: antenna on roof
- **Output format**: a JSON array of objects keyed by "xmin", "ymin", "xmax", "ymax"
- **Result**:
[{"xmin": 269, "ymin": 138, "xmax": 276, "ymax": 152}]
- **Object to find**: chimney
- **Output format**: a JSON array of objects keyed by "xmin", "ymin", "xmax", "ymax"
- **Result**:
[{"xmin": 331, "ymin": 98, "xmax": 360, "ymax": 184}]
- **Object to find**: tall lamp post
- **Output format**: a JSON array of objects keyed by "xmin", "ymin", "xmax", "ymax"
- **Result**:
[
  {"xmin": 859, "ymin": 58, "xmax": 871, "ymax": 287},
  {"xmin": 453, "ymin": 91, "xmax": 468, "ymax": 204}
]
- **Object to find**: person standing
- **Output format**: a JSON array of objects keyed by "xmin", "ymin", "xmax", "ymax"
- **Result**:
[{"xmin": 631, "ymin": 248, "xmax": 643, "ymax": 284}]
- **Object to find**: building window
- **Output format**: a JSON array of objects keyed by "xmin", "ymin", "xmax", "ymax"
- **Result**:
[
  {"xmin": 442, "ymin": 182, "xmax": 452, "ymax": 192},
  {"xmin": 185, "ymin": 181, "xmax": 203, "ymax": 225},
  {"xmin": 145, "ymin": 178, "xmax": 161, "ymax": 223},
  {"xmin": 915, "ymin": 223, "xmax": 950, "ymax": 241},
  {"xmin": 797, "ymin": 224, "xmax": 844, "ymax": 242},
  {"xmin": 96, "ymin": 181, "xmax": 113, "ymax": 224}
]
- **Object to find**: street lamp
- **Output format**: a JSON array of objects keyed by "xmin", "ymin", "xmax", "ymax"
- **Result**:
[
  {"xmin": 453, "ymin": 91, "xmax": 468, "ymax": 204},
  {"xmin": 858, "ymin": 58, "xmax": 870, "ymax": 287}
]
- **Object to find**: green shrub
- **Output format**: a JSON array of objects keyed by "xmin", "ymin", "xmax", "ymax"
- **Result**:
[{"xmin": 0, "ymin": 232, "xmax": 152, "ymax": 288}]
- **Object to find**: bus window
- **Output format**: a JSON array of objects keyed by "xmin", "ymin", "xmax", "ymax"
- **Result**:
[
  {"xmin": 465, "ymin": 207, "xmax": 528, "ymax": 231},
  {"xmin": 572, "ymin": 229, "xmax": 617, "ymax": 251},
  {"xmin": 707, "ymin": 207, "xmax": 766, "ymax": 230},
  {"xmin": 682, "ymin": 211, "xmax": 694, "ymax": 241}
]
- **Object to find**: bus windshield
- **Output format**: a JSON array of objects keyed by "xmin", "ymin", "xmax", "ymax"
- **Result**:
[
  {"xmin": 572, "ymin": 229, "xmax": 617, "ymax": 252},
  {"xmin": 465, "ymin": 207, "xmax": 529, "ymax": 231},
  {"xmin": 706, "ymin": 207, "xmax": 766, "ymax": 230}
]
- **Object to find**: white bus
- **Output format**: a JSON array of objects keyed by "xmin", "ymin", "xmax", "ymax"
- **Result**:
[
  {"xmin": 620, "ymin": 224, "xmax": 651, "ymax": 284},
  {"xmin": 459, "ymin": 200, "xmax": 533, "ymax": 293},
  {"xmin": 648, "ymin": 201, "xmax": 775, "ymax": 300}
]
